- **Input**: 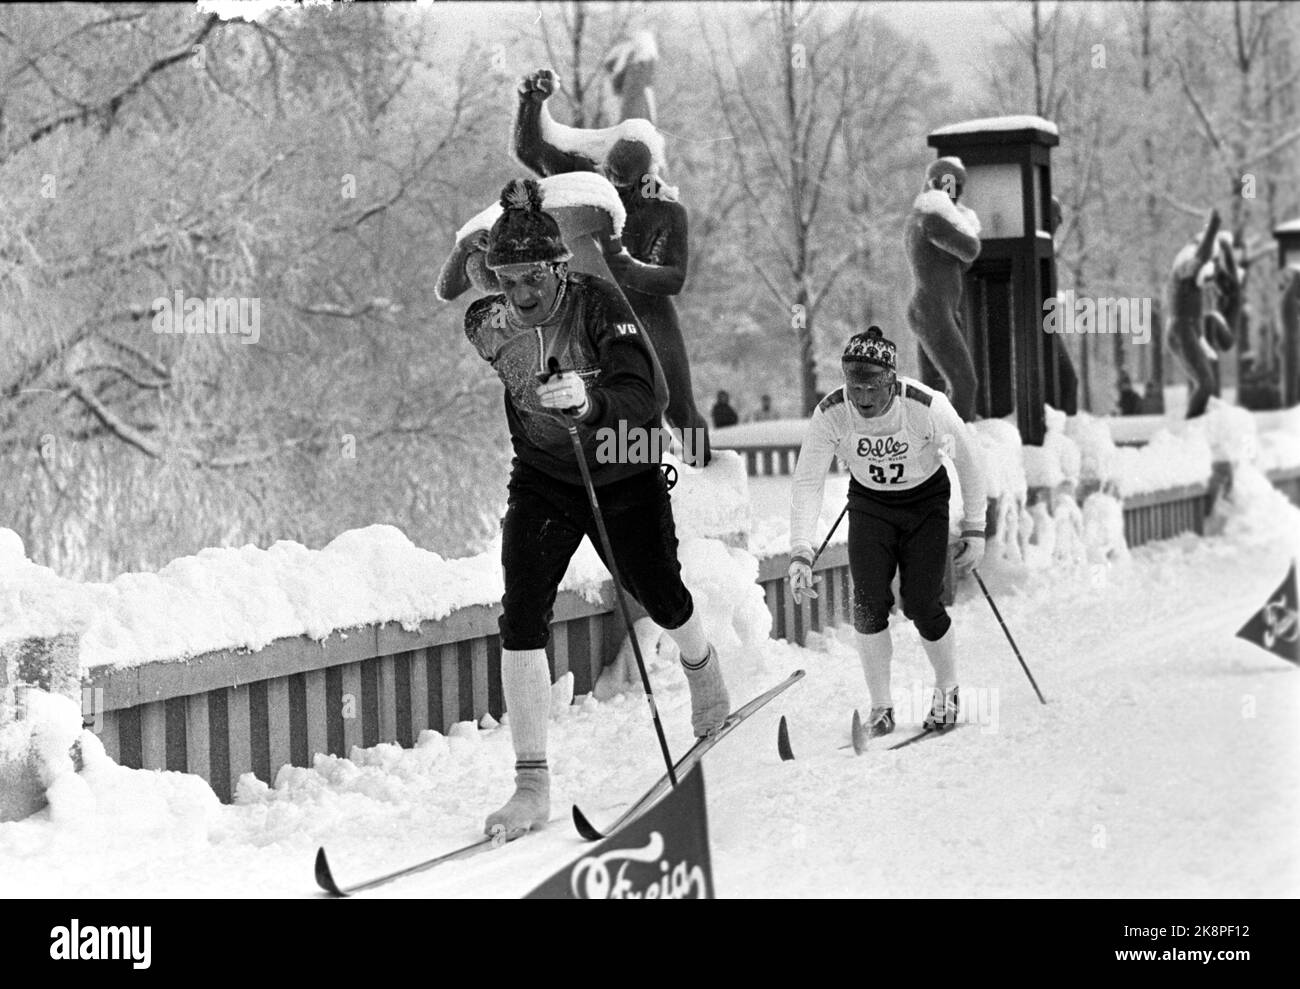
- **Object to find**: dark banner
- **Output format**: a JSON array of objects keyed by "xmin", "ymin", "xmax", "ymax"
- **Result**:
[
  {"xmin": 1237, "ymin": 561, "xmax": 1299, "ymax": 665},
  {"xmin": 525, "ymin": 764, "xmax": 713, "ymax": 899}
]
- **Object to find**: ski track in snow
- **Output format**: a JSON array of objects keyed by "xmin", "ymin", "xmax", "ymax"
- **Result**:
[{"xmin": 3, "ymin": 505, "xmax": 1298, "ymax": 898}]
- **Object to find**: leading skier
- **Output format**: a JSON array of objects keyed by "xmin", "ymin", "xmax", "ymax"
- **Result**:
[
  {"xmin": 461, "ymin": 178, "xmax": 730, "ymax": 839},
  {"xmin": 787, "ymin": 327, "xmax": 988, "ymax": 737}
]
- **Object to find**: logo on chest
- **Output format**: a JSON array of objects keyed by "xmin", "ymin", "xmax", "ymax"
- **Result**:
[{"xmin": 855, "ymin": 435, "xmax": 909, "ymax": 459}]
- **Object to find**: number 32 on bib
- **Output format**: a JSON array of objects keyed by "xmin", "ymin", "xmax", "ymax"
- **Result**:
[{"xmin": 856, "ymin": 436, "xmax": 908, "ymax": 485}]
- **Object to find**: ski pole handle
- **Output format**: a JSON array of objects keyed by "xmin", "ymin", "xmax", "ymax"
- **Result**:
[{"xmin": 537, "ymin": 356, "xmax": 581, "ymax": 417}]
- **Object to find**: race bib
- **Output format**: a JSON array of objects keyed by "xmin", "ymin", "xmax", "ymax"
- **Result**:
[{"xmin": 852, "ymin": 432, "xmax": 911, "ymax": 486}]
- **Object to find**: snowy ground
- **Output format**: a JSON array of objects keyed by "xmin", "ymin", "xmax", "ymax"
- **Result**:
[{"xmin": 3, "ymin": 467, "xmax": 1297, "ymax": 898}]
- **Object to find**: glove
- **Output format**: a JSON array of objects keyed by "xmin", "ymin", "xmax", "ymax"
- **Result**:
[
  {"xmin": 952, "ymin": 532, "xmax": 985, "ymax": 576},
  {"xmin": 536, "ymin": 370, "xmax": 589, "ymax": 418},
  {"xmin": 787, "ymin": 555, "xmax": 818, "ymax": 603},
  {"xmin": 518, "ymin": 69, "xmax": 558, "ymax": 102}
]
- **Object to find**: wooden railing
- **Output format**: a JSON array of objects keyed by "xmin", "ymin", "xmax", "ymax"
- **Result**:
[
  {"xmin": 54, "ymin": 464, "xmax": 1300, "ymax": 803},
  {"xmin": 1121, "ymin": 483, "xmax": 1209, "ymax": 546},
  {"xmin": 722, "ymin": 445, "xmax": 841, "ymax": 477},
  {"xmin": 85, "ymin": 591, "xmax": 622, "ymax": 803},
  {"xmin": 81, "ymin": 547, "xmax": 855, "ymax": 803}
]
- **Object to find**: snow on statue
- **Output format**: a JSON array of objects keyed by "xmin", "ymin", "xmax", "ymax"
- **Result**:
[
  {"xmin": 458, "ymin": 178, "xmax": 731, "ymax": 839},
  {"xmin": 786, "ymin": 326, "xmax": 989, "ymax": 739}
]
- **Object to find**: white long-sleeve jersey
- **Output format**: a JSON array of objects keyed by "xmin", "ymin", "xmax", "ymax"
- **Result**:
[{"xmin": 789, "ymin": 376, "xmax": 988, "ymax": 560}]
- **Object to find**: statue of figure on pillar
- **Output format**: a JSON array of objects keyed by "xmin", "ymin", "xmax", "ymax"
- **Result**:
[
  {"xmin": 904, "ymin": 157, "xmax": 982, "ymax": 421},
  {"xmin": 511, "ymin": 66, "xmax": 711, "ymax": 469},
  {"xmin": 1164, "ymin": 209, "xmax": 1243, "ymax": 418}
]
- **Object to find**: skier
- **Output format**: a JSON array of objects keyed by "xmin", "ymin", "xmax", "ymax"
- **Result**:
[
  {"xmin": 514, "ymin": 67, "xmax": 712, "ymax": 467},
  {"xmin": 462, "ymin": 178, "xmax": 730, "ymax": 838},
  {"xmin": 786, "ymin": 327, "xmax": 988, "ymax": 737}
]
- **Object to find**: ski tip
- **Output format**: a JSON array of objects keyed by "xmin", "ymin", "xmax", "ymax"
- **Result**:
[
  {"xmin": 314, "ymin": 847, "xmax": 347, "ymax": 897},
  {"xmin": 850, "ymin": 708, "xmax": 868, "ymax": 756},
  {"xmin": 571, "ymin": 804, "xmax": 606, "ymax": 842},
  {"xmin": 777, "ymin": 715, "xmax": 795, "ymax": 761}
]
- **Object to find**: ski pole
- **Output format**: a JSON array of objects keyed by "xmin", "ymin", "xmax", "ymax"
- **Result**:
[
  {"xmin": 542, "ymin": 357, "xmax": 679, "ymax": 787},
  {"xmin": 970, "ymin": 567, "xmax": 1046, "ymax": 705},
  {"xmin": 812, "ymin": 505, "xmax": 848, "ymax": 567}
]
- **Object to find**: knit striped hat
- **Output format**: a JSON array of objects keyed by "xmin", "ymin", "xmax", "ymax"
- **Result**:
[{"xmin": 842, "ymin": 326, "xmax": 897, "ymax": 372}]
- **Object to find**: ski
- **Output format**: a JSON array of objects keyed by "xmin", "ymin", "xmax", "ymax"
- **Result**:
[
  {"xmin": 888, "ymin": 723, "xmax": 967, "ymax": 750},
  {"xmin": 315, "ymin": 834, "xmax": 506, "ymax": 897},
  {"xmin": 831, "ymin": 716, "xmax": 967, "ymax": 753},
  {"xmin": 314, "ymin": 826, "xmax": 532, "ymax": 897},
  {"xmin": 572, "ymin": 668, "xmax": 806, "ymax": 841}
]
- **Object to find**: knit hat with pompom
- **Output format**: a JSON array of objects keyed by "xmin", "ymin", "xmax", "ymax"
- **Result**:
[
  {"xmin": 485, "ymin": 179, "xmax": 573, "ymax": 269},
  {"xmin": 842, "ymin": 326, "xmax": 898, "ymax": 372}
]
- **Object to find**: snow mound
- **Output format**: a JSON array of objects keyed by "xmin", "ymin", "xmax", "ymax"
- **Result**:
[
  {"xmin": 668, "ymin": 449, "xmax": 750, "ymax": 544},
  {"xmin": 1023, "ymin": 406, "xmax": 1080, "ymax": 489},
  {"xmin": 1065, "ymin": 411, "xmax": 1120, "ymax": 486},
  {"xmin": 972, "ymin": 417, "xmax": 1027, "ymax": 502},
  {"xmin": 1112, "ymin": 430, "xmax": 1214, "ymax": 497},
  {"xmin": 1189, "ymin": 397, "xmax": 1259, "ymax": 465},
  {"xmin": 677, "ymin": 539, "xmax": 771, "ymax": 676},
  {"xmin": 1212, "ymin": 462, "xmax": 1300, "ymax": 558},
  {"xmin": 1082, "ymin": 491, "xmax": 1129, "ymax": 566}
]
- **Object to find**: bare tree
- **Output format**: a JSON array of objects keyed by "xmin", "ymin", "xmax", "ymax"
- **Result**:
[
  {"xmin": 532, "ymin": 1, "xmax": 637, "ymax": 128},
  {"xmin": 700, "ymin": 2, "xmax": 931, "ymax": 414}
]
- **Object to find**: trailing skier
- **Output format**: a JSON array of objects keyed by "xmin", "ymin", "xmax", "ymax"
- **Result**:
[{"xmin": 786, "ymin": 327, "xmax": 988, "ymax": 738}]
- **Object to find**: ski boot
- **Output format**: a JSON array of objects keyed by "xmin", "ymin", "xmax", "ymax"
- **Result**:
[
  {"xmin": 866, "ymin": 706, "xmax": 895, "ymax": 738},
  {"xmin": 922, "ymin": 686, "xmax": 960, "ymax": 732}
]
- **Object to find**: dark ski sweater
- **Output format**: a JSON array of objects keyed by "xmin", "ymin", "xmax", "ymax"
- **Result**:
[{"xmin": 464, "ymin": 272, "xmax": 666, "ymax": 487}]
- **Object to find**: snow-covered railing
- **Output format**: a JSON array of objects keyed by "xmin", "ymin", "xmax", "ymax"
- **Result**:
[
  {"xmin": 81, "ymin": 589, "xmax": 620, "ymax": 803},
  {"xmin": 71, "ymin": 545, "xmax": 858, "ymax": 804}
]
